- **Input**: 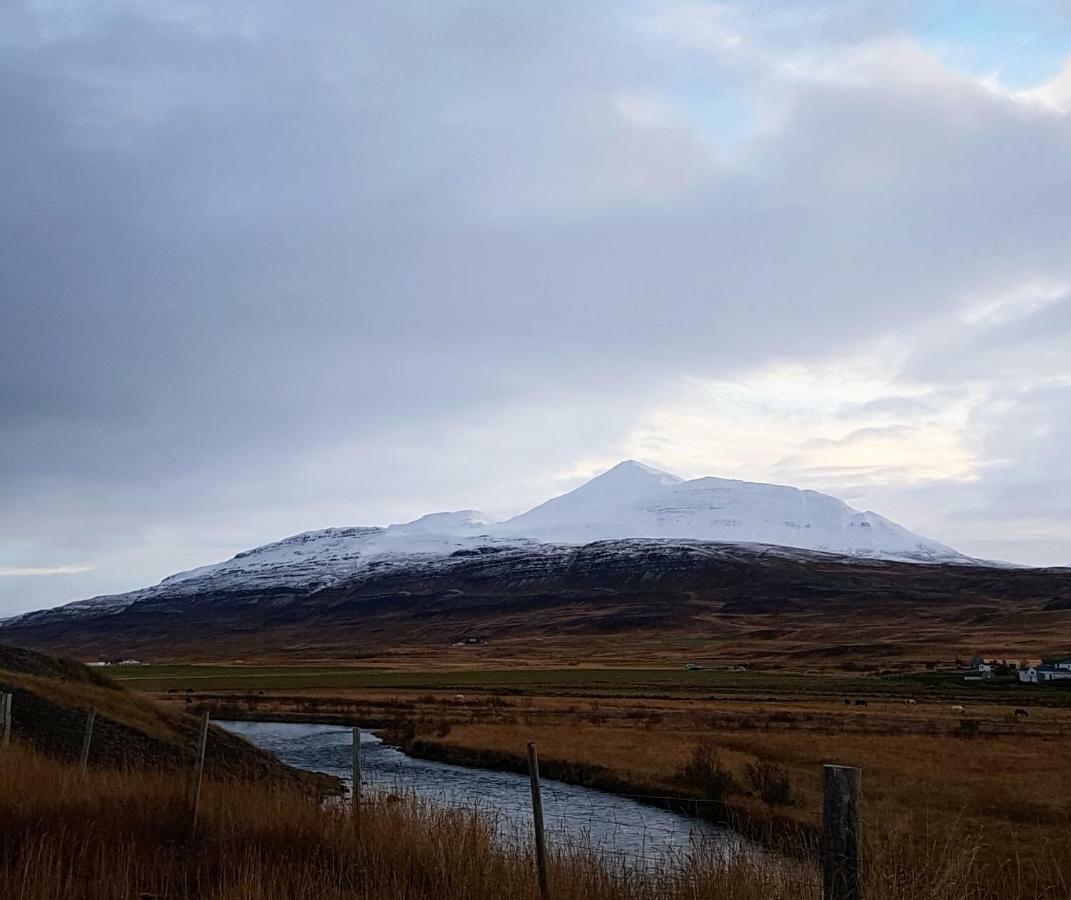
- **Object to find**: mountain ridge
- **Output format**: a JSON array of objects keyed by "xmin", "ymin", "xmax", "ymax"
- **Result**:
[{"xmin": 5, "ymin": 460, "xmax": 973, "ymax": 629}]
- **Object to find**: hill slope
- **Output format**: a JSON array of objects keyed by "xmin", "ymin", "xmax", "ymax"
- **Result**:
[{"xmin": 0, "ymin": 644, "xmax": 336, "ymax": 789}]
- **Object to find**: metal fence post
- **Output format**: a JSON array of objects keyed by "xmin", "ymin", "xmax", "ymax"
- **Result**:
[
  {"xmin": 822, "ymin": 764, "xmax": 863, "ymax": 900},
  {"xmin": 527, "ymin": 741, "xmax": 550, "ymax": 900},
  {"xmin": 80, "ymin": 709, "xmax": 96, "ymax": 775}
]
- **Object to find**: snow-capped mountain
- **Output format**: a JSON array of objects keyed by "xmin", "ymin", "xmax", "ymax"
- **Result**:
[
  {"xmin": 498, "ymin": 461, "xmax": 962, "ymax": 560},
  {"xmin": 5, "ymin": 461, "xmax": 970, "ymax": 625}
]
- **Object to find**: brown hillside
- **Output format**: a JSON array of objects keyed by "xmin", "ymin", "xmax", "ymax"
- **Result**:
[{"xmin": 0, "ymin": 645, "xmax": 337, "ymax": 792}]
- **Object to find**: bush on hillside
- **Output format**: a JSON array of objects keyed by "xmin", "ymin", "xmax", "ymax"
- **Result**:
[{"xmin": 674, "ymin": 743, "xmax": 737, "ymax": 802}]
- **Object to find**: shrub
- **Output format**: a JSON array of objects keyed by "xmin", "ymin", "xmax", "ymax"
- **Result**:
[
  {"xmin": 744, "ymin": 760, "xmax": 797, "ymax": 807},
  {"xmin": 675, "ymin": 743, "xmax": 738, "ymax": 801}
]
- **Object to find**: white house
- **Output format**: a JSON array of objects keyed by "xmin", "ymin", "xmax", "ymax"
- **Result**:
[{"xmin": 1019, "ymin": 664, "xmax": 1071, "ymax": 684}]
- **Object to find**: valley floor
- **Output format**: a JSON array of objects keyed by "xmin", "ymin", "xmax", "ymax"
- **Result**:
[{"xmin": 120, "ymin": 662, "xmax": 1071, "ymax": 897}]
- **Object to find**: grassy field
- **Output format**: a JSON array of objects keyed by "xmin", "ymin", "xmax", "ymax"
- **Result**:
[
  {"xmin": 0, "ymin": 743, "xmax": 821, "ymax": 900},
  {"xmin": 110, "ymin": 662, "xmax": 1071, "ymax": 704},
  {"xmin": 117, "ymin": 661, "xmax": 1071, "ymax": 896},
  {"xmin": 1, "ymin": 733, "xmax": 1068, "ymax": 899}
]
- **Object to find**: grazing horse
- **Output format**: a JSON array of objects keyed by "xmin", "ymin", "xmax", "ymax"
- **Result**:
[{"xmin": 1014, "ymin": 708, "xmax": 1029, "ymax": 719}]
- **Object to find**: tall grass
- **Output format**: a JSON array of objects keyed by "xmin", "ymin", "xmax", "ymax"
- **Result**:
[{"xmin": 0, "ymin": 744, "xmax": 1066, "ymax": 899}]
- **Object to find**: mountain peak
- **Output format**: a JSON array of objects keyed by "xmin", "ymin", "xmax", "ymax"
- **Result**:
[
  {"xmin": 581, "ymin": 460, "xmax": 684, "ymax": 491},
  {"xmin": 500, "ymin": 461, "xmax": 964, "ymax": 562},
  {"xmin": 602, "ymin": 459, "xmax": 683, "ymax": 481}
]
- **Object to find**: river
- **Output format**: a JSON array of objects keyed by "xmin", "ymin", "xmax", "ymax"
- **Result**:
[{"xmin": 219, "ymin": 720, "xmax": 745, "ymax": 870}]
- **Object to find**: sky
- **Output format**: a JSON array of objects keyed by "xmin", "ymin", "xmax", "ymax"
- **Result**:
[{"xmin": 2, "ymin": 1, "xmax": 1071, "ymax": 616}]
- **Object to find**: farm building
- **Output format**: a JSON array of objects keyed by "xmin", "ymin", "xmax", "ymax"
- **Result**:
[{"xmin": 1018, "ymin": 664, "xmax": 1071, "ymax": 684}]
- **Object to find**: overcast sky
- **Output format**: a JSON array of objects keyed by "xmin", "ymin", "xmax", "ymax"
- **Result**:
[{"xmin": 3, "ymin": 1, "xmax": 1071, "ymax": 616}]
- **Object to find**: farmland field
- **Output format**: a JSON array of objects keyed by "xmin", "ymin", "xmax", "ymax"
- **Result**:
[{"xmin": 115, "ymin": 659, "xmax": 1071, "ymax": 894}]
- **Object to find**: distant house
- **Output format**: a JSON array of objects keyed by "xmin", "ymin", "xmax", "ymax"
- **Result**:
[
  {"xmin": 1051, "ymin": 657, "xmax": 1071, "ymax": 671},
  {"xmin": 116, "ymin": 659, "xmax": 143, "ymax": 666},
  {"xmin": 1018, "ymin": 664, "xmax": 1071, "ymax": 684},
  {"xmin": 965, "ymin": 655, "xmax": 994, "ymax": 681},
  {"xmin": 86, "ymin": 661, "xmax": 109, "ymax": 667}
]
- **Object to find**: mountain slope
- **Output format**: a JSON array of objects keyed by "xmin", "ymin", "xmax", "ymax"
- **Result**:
[
  {"xmin": 2, "ymin": 540, "xmax": 1069, "ymax": 667},
  {"xmin": 3, "ymin": 460, "xmax": 971, "ymax": 634}
]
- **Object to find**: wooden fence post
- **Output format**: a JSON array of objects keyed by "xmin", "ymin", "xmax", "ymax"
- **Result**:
[
  {"xmin": 527, "ymin": 741, "xmax": 550, "ymax": 900},
  {"xmin": 0, "ymin": 693, "xmax": 11, "ymax": 747},
  {"xmin": 352, "ymin": 726, "xmax": 362, "ymax": 835},
  {"xmin": 189, "ymin": 709, "xmax": 211, "ymax": 833},
  {"xmin": 822, "ymin": 764, "xmax": 863, "ymax": 900},
  {"xmin": 80, "ymin": 709, "xmax": 96, "ymax": 775}
]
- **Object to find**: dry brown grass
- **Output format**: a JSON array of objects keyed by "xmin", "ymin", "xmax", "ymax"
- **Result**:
[
  {"xmin": 0, "ymin": 743, "xmax": 811, "ymax": 900},
  {"xmin": 376, "ymin": 694, "xmax": 1071, "ymax": 897},
  {"xmin": 0, "ymin": 668, "xmax": 185, "ymax": 742},
  {"xmin": 1, "ymin": 735, "xmax": 1069, "ymax": 899}
]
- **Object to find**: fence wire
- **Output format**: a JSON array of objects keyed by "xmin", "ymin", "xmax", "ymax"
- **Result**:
[{"xmin": 220, "ymin": 721, "xmax": 826, "ymax": 890}]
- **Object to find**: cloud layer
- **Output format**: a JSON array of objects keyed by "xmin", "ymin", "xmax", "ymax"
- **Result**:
[{"xmin": 3, "ymin": 1, "xmax": 1070, "ymax": 614}]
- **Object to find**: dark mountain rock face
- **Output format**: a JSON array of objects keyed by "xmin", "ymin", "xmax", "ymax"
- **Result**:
[{"xmin": 3, "ymin": 540, "xmax": 1070, "ymax": 665}]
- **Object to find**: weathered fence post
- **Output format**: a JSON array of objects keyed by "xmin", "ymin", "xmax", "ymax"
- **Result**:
[
  {"xmin": 0, "ymin": 693, "xmax": 11, "ymax": 747},
  {"xmin": 527, "ymin": 741, "xmax": 550, "ymax": 900},
  {"xmin": 351, "ymin": 726, "xmax": 362, "ymax": 835},
  {"xmin": 189, "ymin": 709, "xmax": 211, "ymax": 833},
  {"xmin": 822, "ymin": 764, "xmax": 863, "ymax": 900},
  {"xmin": 80, "ymin": 709, "xmax": 96, "ymax": 775}
]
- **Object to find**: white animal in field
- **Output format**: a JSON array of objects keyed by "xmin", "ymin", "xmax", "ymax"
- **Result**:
[
  {"xmin": 904, "ymin": 699, "xmax": 917, "ymax": 705},
  {"xmin": 454, "ymin": 694, "xmax": 465, "ymax": 702},
  {"xmin": 951, "ymin": 704, "xmax": 965, "ymax": 713}
]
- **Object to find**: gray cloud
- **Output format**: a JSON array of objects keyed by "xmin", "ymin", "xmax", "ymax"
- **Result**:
[{"xmin": 3, "ymin": 1, "xmax": 1071, "ymax": 614}]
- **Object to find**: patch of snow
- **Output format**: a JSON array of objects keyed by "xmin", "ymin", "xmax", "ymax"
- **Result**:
[{"xmin": 499, "ymin": 463, "xmax": 962, "ymax": 562}]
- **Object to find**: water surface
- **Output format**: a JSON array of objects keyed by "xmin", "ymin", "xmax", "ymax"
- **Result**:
[{"xmin": 220, "ymin": 719, "xmax": 742, "ymax": 870}]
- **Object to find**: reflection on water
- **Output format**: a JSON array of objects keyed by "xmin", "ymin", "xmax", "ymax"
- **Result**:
[{"xmin": 219, "ymin": 720, "xmax": 742, "ymax": 870}]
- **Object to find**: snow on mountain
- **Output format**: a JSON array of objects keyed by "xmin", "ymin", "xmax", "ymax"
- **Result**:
[
  {"xmin": 499, "ymin": 460, "xmax": 962, "ymax": 561},
  {"xmin": 8, "ymin": 461, "xmax": 971, "ymax": 623}
]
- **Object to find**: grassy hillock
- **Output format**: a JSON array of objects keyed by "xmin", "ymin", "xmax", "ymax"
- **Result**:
[{"xmin": 0, "ymin": 644, "xmax": 335, "ymax": 790}]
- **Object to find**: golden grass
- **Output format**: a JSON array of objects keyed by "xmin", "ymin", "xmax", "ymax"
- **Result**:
[
  {"xmin": 0, "ymin": 743, "xmax": 808, "ymax": 900},
  {"xmin": 1, "ymin": 738, "xmax": 1069, "ymax": 899},
  {"xmin": 382, "ymin": 694, "xmax": 1071, "ymax": 897},
  {"xmin": 0, "ymin": 668, "xmax": 187, "ymax": 743}
]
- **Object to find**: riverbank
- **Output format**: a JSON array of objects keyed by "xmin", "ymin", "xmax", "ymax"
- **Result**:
[
  {"xmin": 401, "ymin": 735, "xmax": 811, "ymax": 851},
  {"xmin": 128, "ymin": 665, "xmax": 1071, "ymax": 896},
  {"xmin": 4, "ymin": 723, "xmax": 1066, "ymax": 899},
  {"xmin": 393, "ymin": 709, "xmax": 1071, "ymax": 895},
  {"xmin": 0, "ymin": 742, "xmax": 814, "ymax": 900}
]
